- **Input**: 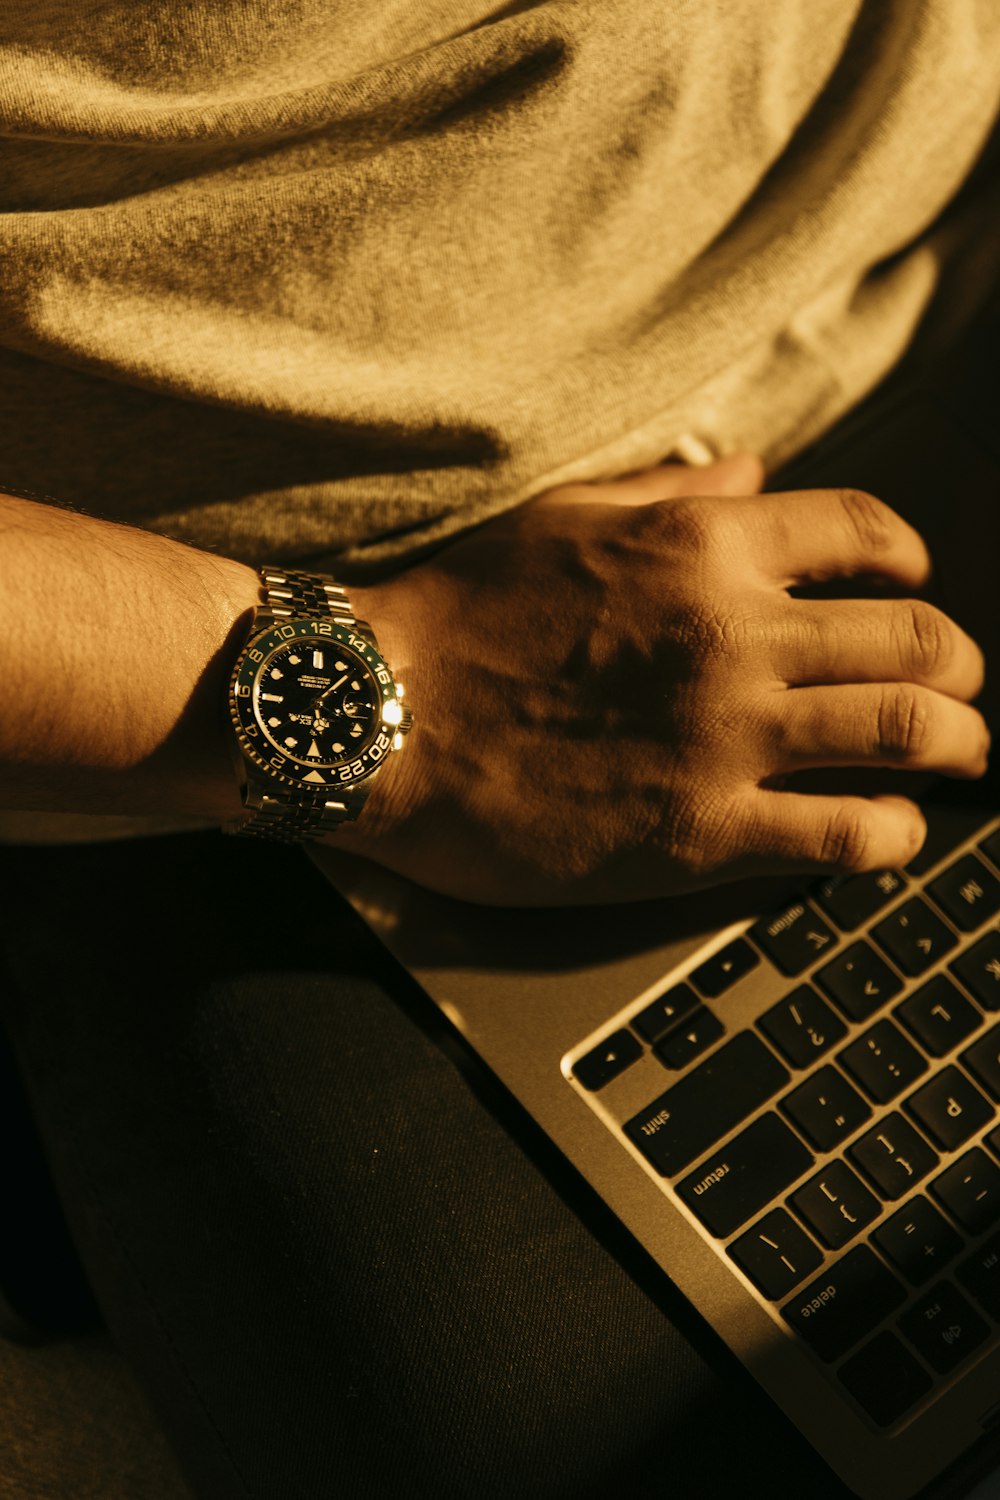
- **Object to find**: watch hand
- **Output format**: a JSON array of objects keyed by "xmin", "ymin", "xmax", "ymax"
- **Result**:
[{"xmin": 316, "ymin": 673, "xmax": 349, "ymax": 705}]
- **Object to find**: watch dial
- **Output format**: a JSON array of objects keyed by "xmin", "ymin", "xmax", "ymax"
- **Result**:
[{"xmin": 253, "ymin": 640, "xmax": 381, "ymax": 767}]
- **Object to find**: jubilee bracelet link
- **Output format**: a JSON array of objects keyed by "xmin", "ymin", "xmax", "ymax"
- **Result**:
[
  {"xmin": 225, "ymin": 565, "xmax": 401, "ymax": 844},
  {"xmin": 232, "ymin": 786, "xmax": 354, "ymax": 843},
  {"xmin": 258, "ymin": 567, "xmax": 356, "ymax": 628}
]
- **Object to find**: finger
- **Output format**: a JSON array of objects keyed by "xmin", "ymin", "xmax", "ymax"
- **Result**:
[
  {"xmin": 735, "ymin": 486, "xmax": 931, "ymax": 589},
  {"xmin": 535, "ymin": 452, "xmax": 764, "ymax": 508},
  {"xmin": 672, "ymin": 452, "xmax": 765, "ymax": 497},
  {"xmin": 596, "ymin": 452, "xmax": 765, "ymax": 504},
  {"xmin": 773, "ymin": 597, "xmax": 986, "ymax": 701},
  {"xmin": 773, "ymin": 682, "xmax": 991, "ymax": 779},
  {"xmin": 742, "ymin": 790, "xmax": 927, "ymax": 876}
]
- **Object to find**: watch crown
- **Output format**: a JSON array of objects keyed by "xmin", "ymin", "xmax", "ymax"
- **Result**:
[{"xmin": 398, "ymin": 707, "xmax": 414, "ymax": 736}]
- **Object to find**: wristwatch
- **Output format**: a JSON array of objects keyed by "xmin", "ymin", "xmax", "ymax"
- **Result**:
[{"xmin": 224, "ymin": 566, "xmax": 411, "ymax": 842}]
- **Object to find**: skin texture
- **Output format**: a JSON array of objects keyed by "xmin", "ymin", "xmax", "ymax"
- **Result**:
[
  {"xmin": 0, "ymin": 490, "xmax": 258, "ymax": 820},
  {"xmin": 342, "ymin": 456, "xmax": 989, "ymax": 904},
  {"xmin": 0, "ymin": 457, "xmax": 989, "ymax": 905}
]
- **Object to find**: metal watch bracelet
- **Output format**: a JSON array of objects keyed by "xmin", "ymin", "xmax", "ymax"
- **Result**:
[{"xmin": 227, "ymin": 566, "xmax": 377, "ymax": 844}]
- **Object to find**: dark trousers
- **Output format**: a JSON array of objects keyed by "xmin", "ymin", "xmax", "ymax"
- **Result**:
[{"xmin": 0, "ymin": 831, "xmax": 860, "ymax": 1499}]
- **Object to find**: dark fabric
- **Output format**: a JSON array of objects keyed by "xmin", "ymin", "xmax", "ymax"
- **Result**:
[{"xmin": 0, "ymin": 832, "xmax": 854, "ymax": 1500}]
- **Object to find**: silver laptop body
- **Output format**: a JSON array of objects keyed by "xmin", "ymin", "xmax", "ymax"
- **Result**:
[{"xmin": 312, "ymin": 311, "xmax": 1000, "ymax": 1500}]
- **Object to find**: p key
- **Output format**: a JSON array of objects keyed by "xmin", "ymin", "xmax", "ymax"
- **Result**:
[{"xmin": 905, "ymin": 1068, "xmax": 995, "ymax": 1152}]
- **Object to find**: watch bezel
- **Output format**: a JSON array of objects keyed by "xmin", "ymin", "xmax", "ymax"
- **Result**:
[{"xmin": 229, "ymin": 618, "xmax": 400, "ymax": 793}]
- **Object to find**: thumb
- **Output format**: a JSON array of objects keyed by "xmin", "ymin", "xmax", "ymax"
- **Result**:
[
  {"xmin": 533, "ymin": 451, "xmax": 765, "ymax": 510},
  {"xmin": 678, "ymin": 451, "xmax": 766, "ymax": 497}
]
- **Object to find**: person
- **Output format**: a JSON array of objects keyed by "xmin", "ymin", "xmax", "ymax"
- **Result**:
[{"xmin": 1, "ymin": 3, "xmax": 999, "ymax": 1496}]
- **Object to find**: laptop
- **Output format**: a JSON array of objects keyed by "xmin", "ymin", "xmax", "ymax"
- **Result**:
[{"xmin": 310, "ymin": 303, "xmax": 1000, "ymax": 1500}]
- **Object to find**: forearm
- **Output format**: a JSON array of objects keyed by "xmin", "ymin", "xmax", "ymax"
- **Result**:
[{"xmin": 0, "ymin": 493, "xmax": 260, "ymax": 819}]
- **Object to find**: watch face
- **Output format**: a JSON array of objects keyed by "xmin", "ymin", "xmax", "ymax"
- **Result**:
[
  {"xmin": 230, "ymin": 620, "xmax": 401, "ymax": 790},
  {"xmin": 255, "ymin": 640, "xmax": 381, "ymax": 766}
]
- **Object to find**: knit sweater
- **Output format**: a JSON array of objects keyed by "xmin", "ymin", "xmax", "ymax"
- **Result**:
[{"xmin": 2, "ymin": 0, "xmax": 999, "ymax": 584}]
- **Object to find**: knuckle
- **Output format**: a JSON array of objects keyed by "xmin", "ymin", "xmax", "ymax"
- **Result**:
[
  {"xmin": 835, "ymin": 487, "xmax": 893, "ymax": 554},
  {"xmin": 659, "ymin": 788, "xmax": 729, "ymax": 878},
  {"xmin": 682, "ymin": 606, "xmax": 748, "ymax": 668},
  {"xmin": 652, "ymin": 495, "xmax": 713, "ymax": 556},
  {"xmin": 819, "ymin": 805, "xmax": 874, "ymax": 872},
  {"xmin": 876, "ymin": 683, "xmax": 931, "ymax": 761},
  {"xmin": 901, "ymin": 601, "xmax": 951, "ymax": 679}
]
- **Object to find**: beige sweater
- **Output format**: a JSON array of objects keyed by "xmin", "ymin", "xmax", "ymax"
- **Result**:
[{"xmin": 1, "ymin": 0, "xmax": 999, "ymax": 584}]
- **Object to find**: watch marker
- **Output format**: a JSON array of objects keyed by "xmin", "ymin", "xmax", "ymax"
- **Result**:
[{"xmin": 232, "ymin": 570, "xmax": 406, "ymax": 842}]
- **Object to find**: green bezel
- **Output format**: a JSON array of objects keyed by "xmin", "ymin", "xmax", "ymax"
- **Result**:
[{"xmin": 229, "ymin": 618, "xmax": 400, "ymax": 792}]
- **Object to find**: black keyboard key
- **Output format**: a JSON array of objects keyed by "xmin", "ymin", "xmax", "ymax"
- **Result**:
[
  {"xmin": 898, "ymin": 1281, "xmax": 989, "ymax": 1374},
  {"xmin": 632, "ymin": 983, "xmax": 699, "ymax": 1042},
  {"xmin": 906, "ymin": 807, "xmax": 991, "ymax": 877},
  {"xmin": 931, "ymin": 1148, "xmax": 1000, "ymax": 1235},
  {"xmin": 927, "ymin": 854, "xmax": 1000, "ymax": 932},
  {"xmin": 689, "ymin": 937, "xmax": 759, "ymax": 999},
  {"xmin": 757, "ymin": 986, "xmax": 846, "ymax": 1069},
  {"xmin": 950, "ymin": 930, "xmax": 1000, "ymax": 1011},
  {"xmin": 980, "ymin": 828, "xmax": 1000, "ymax": 871},
  {"xmin": 896, "ymin": 974, "xmax": 982, "ymax": 1057},
  {"xmin": 782, "ymin": 1246, "xmax": 906, "ymax": 1362},
  {"xmin": 814, "ymin": 941, "xmax": 902, "ymax": 1022},
  {"xmin": 749, "ymin": 901, "xmax": 836, "ymax": 977},
  {"xmin": 962, "ymin": 1024, "xmax": 1000, "ymax": 1100},
  {"xmin": 654, "ymin": 1008, "xmax": 724, "ymax": 1069},
  {"xmin": 873, "ymin": 1196, "xmax": 962, "ymax": 1286},
  {"xmin": 957, "ymin": 1231, "xmax": 1000, "ymax": 1318},
  {"xmin": 849, "ymin": 1114, "xmax": 938, "ymax": 1201},
  {"xmin": 676, "ymin": 1114, "xmax": 812, "ymax": 1238},
  {"xmin": 781, "ymin": 1065, "xmax": 871, "ymax": 1152},
  {"xmin": 839, "ymin": 1332, "xmax": 933, "ymax": 1427},
  {"xmin": 789, "ymin": 1162, "xmax": 880, "ymax": 1250},
  {"xmin": 813, "ymin": 869, "xmax": 907, "ymax": 932},
  {"xmin": 905, "ymin": 1067, "xmax": 995, "ymax": 1152},
  {"xmin": 573, "ymin": 1029, "xmax": 643, "ymax": 1091},
  {"xmin": 838, "ymin": 1020, "xmax": 928, "ymax": 1104},
  {"xmin": 727, "ymin": 1208, "xmax": 823, "ymax": 1300},
  {"xmin": 624, "ymin": 1031, "xmax": 789, "ymax": 1177},
  {"xmin": 872, "ymin": 897, "xmax": 958, "ymax": 976}
]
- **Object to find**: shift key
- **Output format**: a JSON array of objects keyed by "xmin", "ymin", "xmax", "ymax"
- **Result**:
[{"xmin": 624, "ymin": 1031, "xmax": 789, "ymax": 1176}]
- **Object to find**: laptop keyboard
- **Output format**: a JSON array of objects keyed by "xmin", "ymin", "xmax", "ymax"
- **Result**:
[{"xmin": 567, "ymin": 809, "xmax": 1000, "ymax": 1432}]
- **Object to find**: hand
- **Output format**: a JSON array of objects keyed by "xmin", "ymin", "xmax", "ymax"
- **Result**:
[{"xmin": 341, "ymin": 457, "xmax": 989, "ymax": 906}]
